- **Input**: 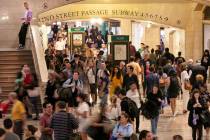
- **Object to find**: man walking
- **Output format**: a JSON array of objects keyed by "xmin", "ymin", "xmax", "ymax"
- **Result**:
[
  {"xmin": 18, "ymin": 2, "xmax": 32, "ymax": 49},
  {"xmin": 50, "ymin": 101, "xmax": 79, "ymax": 140},
  {"xmin": 9, "ymin": 92, "xmax": 26, "ymax": 140}
]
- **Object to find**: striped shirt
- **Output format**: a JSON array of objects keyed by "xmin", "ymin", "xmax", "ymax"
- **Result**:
[{"xmin": 50, "ymin": 111, "xmax": 79, "ymax": 140}]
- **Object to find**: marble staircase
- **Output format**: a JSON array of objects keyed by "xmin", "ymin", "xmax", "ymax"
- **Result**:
[{"xmin": 0, "ymin": 49, "xmax": 35, "ymax": 99}]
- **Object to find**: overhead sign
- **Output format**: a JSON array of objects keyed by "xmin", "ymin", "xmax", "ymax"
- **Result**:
[
  {"xmin": 69, "ymin": 27, "xmax": 85, "ymax": 32},
  {"xmin": 38, "ymin": 3, "xmax": 193, "ymax": 28},
  {"xmin": 111, "ymin": 35, "xmax": 129, "ymax": 42}
]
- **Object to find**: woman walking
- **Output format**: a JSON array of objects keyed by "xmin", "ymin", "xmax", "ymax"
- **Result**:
[
  {"xmin": 187, "ymin": 89, "xmax": 204, "ymax": 140},
  {"xmin": 110, "ymin": 66, "xmax": 123, "ymax": 97},
  {"xmin": 147, "ymin": 85, "xmax": 163, "ymax": 137},
  {"xmin": 166, "ymin": 69, "xmax": 181, "ymax": 117}
]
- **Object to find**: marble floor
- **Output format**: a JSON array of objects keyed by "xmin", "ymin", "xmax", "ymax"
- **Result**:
[{"xmin": 1, "ymin": 98, "xmax": 209, "ymax": 140}]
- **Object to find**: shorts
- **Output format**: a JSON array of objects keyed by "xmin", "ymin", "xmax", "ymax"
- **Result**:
[{"xmin": 90, "ymin": 84, "xmax": 97, "ymax": 94}]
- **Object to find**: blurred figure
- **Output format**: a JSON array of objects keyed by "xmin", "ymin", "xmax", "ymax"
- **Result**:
[
  {"xmin": 107, "ymin": 95, "xmax": 121, "ymax": 121},
  {"xmin": 86, "ymin": 60, "xmax": 97, "ymax": 105},
  {"xmin": 3, "ymin": 118, "xmax": 20, "ymax": 140},
  {"xmin": 24, "ymin": 125, "xmax": 38, "ymax": 140},
  {"xmin": 9, "ymin": 92, "xmax": 26, "ymax": 140},
  {"xmin": 201, "ymin": 49, "xmax": 210, "ymax": 73},
  {"xmin": 129, "ymin": 41, "xmax": 136, "ymax": 57},
  {"xmin": 139, "ymin": 130, "xmax": 153, "ymax": 140},
  {"xmin": 0, "ymin": 128, "xmax": 6, "ymax": 140},
  {"xmin": 175, "ymin": 52, "xmax": 185, "ymax": 65},
  {"xmin": 39, "ymin": 102, "xmax": 53, "ymax": 140},
  {"xmin": 147, "ymin": 85, "xmax": 162, "ymax": 136},
  {"xmin": 45, "ymin": 71, "xmax": 57, "ymax": 108},
  {"xmin": 126, "ymin": 82, "xmax": 141, "ymax": 133},
  {"xmin": 98, "ymin": 69, "xmax": 110, "ymax": 107},
  {"xmin": 75, "ymin": 94, "xmax": 90, "ymax": 140}
]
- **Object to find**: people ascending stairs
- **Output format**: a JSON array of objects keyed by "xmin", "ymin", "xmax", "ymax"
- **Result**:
[{"xmin": 18, "ymin": 2, "xmax": 32, "ymax": 49}]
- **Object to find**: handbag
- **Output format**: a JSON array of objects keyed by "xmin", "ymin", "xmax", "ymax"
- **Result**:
[
  {"xmin": 200, "ymin": 110, "xmax": 210, "ymax": 124},
  {"xmin": 159, "ymin": 77, "xmax": 165, "ymax": 87},
  {"xmin": 184, "ymin": 80, "xmax": 192, "ymax": 90},
  {"xmin": 69, "ymin": 131, "xmax": 81, "ymax": 140},
  {"xmin": 53, "ymin": 89, "xmax": 59, "ymax": 99},
  {"xmin": 67, "ymin": 113, "xmax": 81, "ymax": 140}
]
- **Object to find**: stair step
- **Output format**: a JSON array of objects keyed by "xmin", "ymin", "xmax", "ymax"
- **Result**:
[
  {"xmin": 0, "ymin": 75, "xmax": 17, "ymax": 77},
  {"xmin": 0, "ymin": 49, "xmax": 36, "ymax": 102},
  {"xmin": 0, "ymin": 57, "xmax": 33, "ymax": 61},
  {"xmin": 0, "ymin": 50, "xmax": 32, "ymax": 54},
  {"xmin": 0, "ymin": 74, "xmax": 17, "ymax": 77}
]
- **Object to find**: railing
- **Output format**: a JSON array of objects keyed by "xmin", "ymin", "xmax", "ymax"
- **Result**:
[{"xmin": 29, "ymin": 25, "xmax": 48, "ymax": 104}]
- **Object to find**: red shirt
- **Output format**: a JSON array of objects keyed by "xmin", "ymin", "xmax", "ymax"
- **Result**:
[{"xmin": 24, "ymin": 74, "xmax": 32, "ymax": 85}]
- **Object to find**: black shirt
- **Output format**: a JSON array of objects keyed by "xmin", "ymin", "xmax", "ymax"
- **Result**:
[{"xmin": 123, "ymin": 74, "xmax": 139, "ymax": 91}]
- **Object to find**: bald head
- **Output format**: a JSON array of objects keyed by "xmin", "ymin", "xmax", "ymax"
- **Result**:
[{"xmin": 9, "ymin": 92, "xmax": 17, "ymax": 102}]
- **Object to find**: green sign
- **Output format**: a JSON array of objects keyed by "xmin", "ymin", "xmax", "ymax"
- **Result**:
[
  {"xmin": 111, "ymin": 35, "xmax": 129, "ymax": 42},
  {"xmin": 69, "ymin": 27, "xmax": 85, "ymax": 32}
]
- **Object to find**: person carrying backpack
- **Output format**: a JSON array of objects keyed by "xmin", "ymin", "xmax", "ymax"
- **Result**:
[
  {"xmin": 118, "ymin": 89, "xmax": 139, "ymax": 133},
  {"xmin": 126, "ymin": 82, "xmax": 141, "ymax": 133}
]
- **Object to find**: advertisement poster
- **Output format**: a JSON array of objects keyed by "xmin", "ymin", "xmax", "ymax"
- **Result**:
[
  {"xmin": 73, "ymin": 34, "xmax": 83, "ymax": 46},
  {"xmin": 114, "ymin": 44, "xmax": 127, "ymax": 60}
]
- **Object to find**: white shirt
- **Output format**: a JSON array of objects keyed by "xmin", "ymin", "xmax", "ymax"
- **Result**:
[
  {"xmin": 87, "ymin": 68, "xmax": 95, "ymax": 84},
  {"xmin": 55, "ymin": 41, "xmax": 65, "ymax": 51},
  {"xmin": 107, "ymin": 106, "xmax": 120, "ymax": 120},
  {"xmin": 77, "ymin": 102, "xmax": 90, "ymax": 132},
  {"xmin": 126, "ymin": 89, "xmax": 140, "ymax": 108},
  {"xmin": 181, "ymin": 70, "xmax": 189, "ymax": 84}
]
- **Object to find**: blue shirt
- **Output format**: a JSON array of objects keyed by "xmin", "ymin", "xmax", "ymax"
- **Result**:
[{"xmin": 112, "ymin": 123, "xmax": 133, "ymax": 140}]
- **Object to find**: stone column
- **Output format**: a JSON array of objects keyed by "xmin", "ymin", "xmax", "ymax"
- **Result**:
[
  {"xmin": 185, "ymin": 11, "xmax": 203, "ymax": 61},
  {"xmin": 120, "ymin": 19, "xmax": 132, "ymax": 41}
]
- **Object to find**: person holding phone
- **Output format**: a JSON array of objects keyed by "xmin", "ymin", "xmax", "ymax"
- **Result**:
[{"xmin": 187, "ymin": 89, "xmax": 204, "ymax": 140}]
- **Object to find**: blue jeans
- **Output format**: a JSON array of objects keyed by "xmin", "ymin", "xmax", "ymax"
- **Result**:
[
  {"xmin": 99, "ymin": 93, "xmax": 108, "ymax": 107},
  {"xmin": 151, "ymin": 114, "xmax": 159, "ymax": 135}
]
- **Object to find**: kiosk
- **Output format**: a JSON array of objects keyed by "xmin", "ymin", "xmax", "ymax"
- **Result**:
[
  {"xmin": 110, "ymin": 35, "xmax": 130, "ymax": 64},
  {"xmin": 68, "ymin": 27, "xmax": 86, "ymax": 55}
]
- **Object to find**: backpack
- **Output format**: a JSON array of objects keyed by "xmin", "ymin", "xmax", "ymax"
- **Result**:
[
  {"xmin": 123, "ymin": 97, "xmax": 139, "ymax": 118},
  {"xmin": 141, "ymin": 100, "xmax": 159, "ymax": 119}
]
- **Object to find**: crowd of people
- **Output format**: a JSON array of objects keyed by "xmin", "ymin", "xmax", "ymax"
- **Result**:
[
  {"xmin": 0, "ymin": 1, "xmax": 206, "ymax": 140},
  {"xmin": 3, "ymin": 6, "xmax": 210, "ymax": 139},
  {"xmin": 3, "ymin": 38, "xmax": 210, "ymax": 140}
]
